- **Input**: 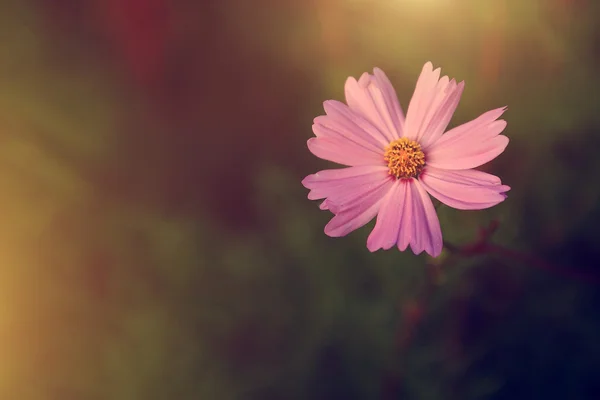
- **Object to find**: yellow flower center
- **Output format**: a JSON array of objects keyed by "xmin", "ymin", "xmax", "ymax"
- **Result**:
[{"xmin": 384, "ymin": 138, "xmax": 425, "ymax": 179}]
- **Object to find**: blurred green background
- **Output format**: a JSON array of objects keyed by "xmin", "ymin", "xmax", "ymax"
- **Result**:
[{"xmin": 0, "ymin": 0, "xmax": 599, "ymax": 398}]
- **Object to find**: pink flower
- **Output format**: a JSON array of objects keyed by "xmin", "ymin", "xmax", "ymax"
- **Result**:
[{"xmin": 302, "ymin": 62, "xmax": 510, "ymax": 257}]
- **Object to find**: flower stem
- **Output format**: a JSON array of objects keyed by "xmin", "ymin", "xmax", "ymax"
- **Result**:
[
  {"xmin": 382, "ymin": 220, "xmax": 598, "ymax": 398},
  {"xmin": 443, "ymin": 221, "xmax": 600, "ymax": 285}
]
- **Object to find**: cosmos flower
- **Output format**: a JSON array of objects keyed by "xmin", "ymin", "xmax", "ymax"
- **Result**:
[{"xmin": 302, "ymin": 62, "xmax": 510, "ymax": 257}]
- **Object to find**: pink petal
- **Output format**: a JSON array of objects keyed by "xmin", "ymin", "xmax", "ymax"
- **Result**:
[
  {"xmin": 344, "ymin": 68, "xmax": 405, "ymax": 142},
  {"xmin": 403, "ymin": 62, "xmax": 465, "ymax": 148},
  {"xmin": 419, "ymin": 80, "xmax": 465, "ymax": 150},
  {"xmin": 322, "ymin": 100, "xmax": 389, "ymax": 147},
  {"xmin": 419, "ymin": 167, "xmax": 510, "ymax": 210},
  {"xmin": 307, "ymin": 100, "xmax": 392, "ymax": 166},
  {"xmin": 413, "ymin": 180, "xmax": 444, "ymax": 257},
  {"xmin": 397, "ymin": 180, "xmax": 413, "ymax": 252},
  {"xmin": 426, "ymin": 107, "xmax": 509, "ymax": 170},
  {"xmin": 324, "ymin": 177, "xmax": 394, "ymax": 237},
  {"xmin": 324, "ymin": 172, "xmax": 393, "ymax": 215},
  {"xmin": 302, "ymin": 165, "xmax": 389, "ymax": 201},
  {"xmin": 307, "ymin": 137, "xmax": 383, "ymax": 167},
  {"xmin": 398, "ymin": 179, "xmax": 443, "ymax": 257},
  {"xmin": 373, "ymin": 68, "xmax": 406, "ymax": 130},
  {"xmin": 367, "ymin": 180, "xmax": 406, "ymax": 251},
  {"xmin": 403, "ymin": 62, "xmax": 440, "ymax": 141},
  {"xmin": 313, "ymin": 116, "xmax": 382, "ymax": 154}
]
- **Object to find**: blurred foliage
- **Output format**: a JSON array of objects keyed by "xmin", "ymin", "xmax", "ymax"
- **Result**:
[{"xmin": 0, "ymin": 0, "xmax": 599, "ymax": 399}]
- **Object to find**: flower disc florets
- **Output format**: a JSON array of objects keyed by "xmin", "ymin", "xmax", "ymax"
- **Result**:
[{"xmin": 384, "ymin": 137, "xmax": 425, "ymax": 179}]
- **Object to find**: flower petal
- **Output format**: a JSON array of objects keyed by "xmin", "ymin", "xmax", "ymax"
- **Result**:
[
  {"xmin": 403, "ymin": 62, "xmax": 465, "ymax": 148},
  {"xmin": 302, "ymin": 165, "xmax": 389, "ymax": 201},
  {"xmin": 307, "ymin": 100, "xmax": 391, "ymax": 166},
  {"xmin": 313, "ymin": 118, "xmax": 381, "ymax": 154},
  {"xmin": 397, "ymin": 180, "xmax": 413, "ymax": 252},
  {"xmin": 419, "ymin": 79, "xmax": 465, "ymax": 150},
  {"xmin": 426, "ymin": 107, "xmax": 509, "ymax": 170},
  {"xmin": 419, "ymin": 167, "xmax": 510, "ymax": 210},
  {"xmin": 367, "ymin": 180, "xmax": 406, "ymax": 251},
  {"xmin": 324, "ymin": 177, "xmax": 394, "ymax": 237},
  {"xmin": 403, "ymin": 62, "xmax": 439, "ymax": 141},
  {"xmin": 307, "ymin": 137, "xmax": 383, "ymax": 167},
  {"xmin": 323, "ymin": 100, "xmax": 390, "ymax": 146},
  {"xmin": 344, "ymin": 68, "xmax": 405, "ymax": 142},
  {"xmin": 324, "ymin": 172, "xmax": 393, "ymax": 215},
  {"xmin": 398, "ymin": 179, "xmax": 443, "ymax": 257}
]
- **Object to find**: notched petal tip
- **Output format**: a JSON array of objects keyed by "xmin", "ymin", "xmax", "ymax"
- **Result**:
[
  {"xmin": 416, "ymin": 61, "xmax": 440, "ymax": 83},
  {"xmin": 344, "ymin": 76, "xmax": 358, "ymax": 89},
  {"xmin": 366, "ymin": 241, "xmax": 380, "ymax": 252},
  {"xmin": 409, "ymin": 243, "xmax": 425, "ymax": 256},
  {"xmin": 319, "ymin": 200, "xmax": 330, "ymax": 210},
  {"xmin": 495, "ymin": 119, "xmax": 508, "ymax": 131},
  {"xmin": 497, "ymin": 134, "xmax": 510, "ymax": 151},
  {"xmin": 428, "ymin": 247, "xmax": 443, "ymax": 258},
  {"xmin": 322, "ymin": 99, "xmax": 338, "ymax": 113},
  {"xmin": 497, "ymin": 185, "xmax": 511, "ymax": 199},
  {"xmin": 357, "ymin": 72, "xmax": 372, "ymax": 87},
  {"xmin": 301, "ymin": 173, "xmax": 315, "ymax": 189},
  {"xmin": 323, "ymin": 223, "xmax": 342, "ymax": 238},
  {"xmin": 417, "ymin": 62, "xmax": 442, "ymax": 85},
  {"xmin": 372, "ymin": 67, "xmax": 392, "ymax": 86}
]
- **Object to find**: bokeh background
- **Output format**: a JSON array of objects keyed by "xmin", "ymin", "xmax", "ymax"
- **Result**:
[{"xmin": 1, "ymin": 0, "xmax": 599, "ymax": 398}]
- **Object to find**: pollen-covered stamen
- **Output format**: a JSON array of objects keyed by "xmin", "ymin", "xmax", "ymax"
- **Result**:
[{"xmin": 384, "ymin": 137, "xmax": 425, "ymax": 179}]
